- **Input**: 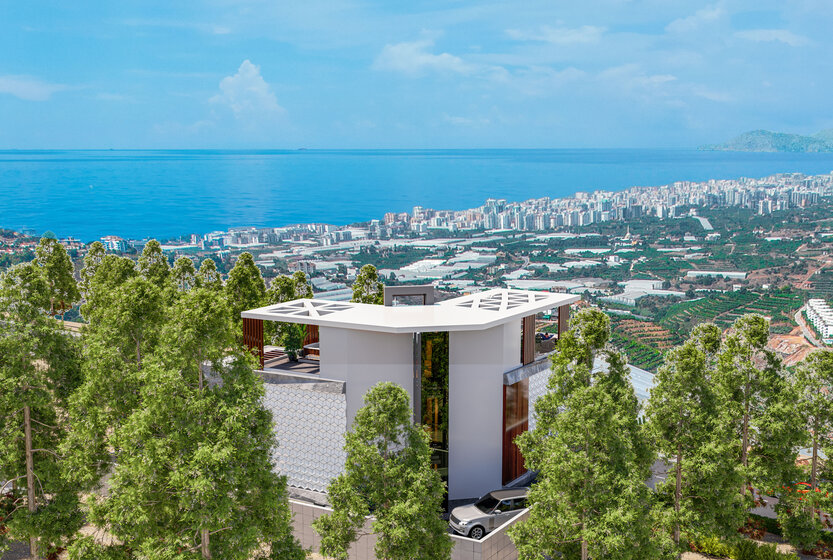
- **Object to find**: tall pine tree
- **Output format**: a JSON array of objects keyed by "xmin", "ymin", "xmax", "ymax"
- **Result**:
[
  {"xmin": 314, "ymin": 382, "xmax": 451, "ymax": 560},
  {"xmin": 0, "ymin": 263, "xmax": 83, "ymax": 559},
  {"xmin": 715, "ymin": 314, "xmax": 802, "ymax": 514},
  {"xmin": 76, "ymin": 287, "xmax": 304, "ymax": 559},
  {"xmin": 351, "ymin": 264, "xmax": 384, "ymax": 305},
  {"xmin": 225, "ymin": 252, "xmax": 265, "ymax": 333},
  {"xmin": 34, "ymin": 237, "xmax": 80, "ymax": 320},
  {"xmin": 645, "ymin": 323, "xmax": 743, "ymax": 552},
  {"xmin": 510, "ymin": 308, "xmax": 657, "ymax": 560}
]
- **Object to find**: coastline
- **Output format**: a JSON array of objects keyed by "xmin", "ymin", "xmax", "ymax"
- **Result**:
[{"xmin": 2, "ymin": 149, "xmax": 833, "ymax": 242}]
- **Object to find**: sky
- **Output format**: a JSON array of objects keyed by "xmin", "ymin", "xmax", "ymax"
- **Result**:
[{"xmin": 2, "ymin": 0, "xmax": 832, "ymax": 149}]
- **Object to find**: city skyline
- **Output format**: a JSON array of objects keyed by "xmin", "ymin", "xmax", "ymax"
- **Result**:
[{"xmin": 2, "ymin": 1, "xmax": 833, "ymax": 149}]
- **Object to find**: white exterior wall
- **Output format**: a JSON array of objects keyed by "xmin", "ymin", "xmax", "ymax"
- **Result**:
[
  {"xmin": 448, "ymin": 321, "xmax": 521, "ymax": 501},
  {"xmin": 319, "ymin": 326, "xmax": 415, "ymax": 427},
  {"xmin": 502, "ymin": 318, "xmax": 522, "ymax": 371}
]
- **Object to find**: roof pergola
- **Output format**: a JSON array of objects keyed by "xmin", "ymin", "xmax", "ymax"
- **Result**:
[{"xmin": 241, "ymin": 288, "xmax": 579, "ymax": 334}]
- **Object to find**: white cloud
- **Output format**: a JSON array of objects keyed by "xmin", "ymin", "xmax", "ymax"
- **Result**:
[
  {"xmin": 120, "ymin": 18, "xmax": 231, "ymax": 35},
  {"xmin": 373, "ymin": 39, "xmax": 473, "ymax": 76},
  {"xmin": 511, "ymin": 66, "xmax": 586, "ymax": 96},
  {"xmin": 735, "ymin": 29, "xmax": 809, "ymax": 47},
  {"xmin": 598, "ymin": 64, "xmax": 677, "ymax": 90},
  {"xmin": 0, "ymin": 75, "xmax": 68, "ymax": 101},
  {"xmin": 443, "ymin": 114, "xmax": 490, "ymax": 127},
  {"xmin": 691, "ymin": 85, "xmax": 733, "ymax": 103},
  {"xmin": 666, "ymin": 5, "xmax": 725, "ymax": 33},
  {"xmin": 209, "ymin": 60, "xmax": 284, "ymax": 119},
  {"xmin": 506, "ymin": 25, "xmax": 606, "ymax": 45}
]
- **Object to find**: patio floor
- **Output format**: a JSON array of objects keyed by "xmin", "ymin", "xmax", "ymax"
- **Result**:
[{"xmin": 263, "ymin": 348, "xmax": 320, "ymax": 375}]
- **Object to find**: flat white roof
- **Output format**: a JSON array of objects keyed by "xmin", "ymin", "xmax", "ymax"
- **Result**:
[{"xmin": 241, "ymin": 288, "xmax": 579, "ymax": 334}]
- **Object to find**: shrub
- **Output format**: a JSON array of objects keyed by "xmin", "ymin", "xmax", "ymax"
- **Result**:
[
  {"xmin": 694, "ymin": 535, "xmax": 799, "ymax": 560},
  {"xmin": 730, "ymin": 539, "xmax": 760, "ymax": 560},
  {"xmin": 693, "ymin": 535, "xmax": 731, "ymax": 557},
  {"xmin": 751, "ymin": 542, "xmax": 798, "ymax": 560}
]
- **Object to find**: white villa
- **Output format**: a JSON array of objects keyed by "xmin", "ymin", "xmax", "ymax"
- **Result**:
[{"xmin": 241, "ymin": 288, "xmax": 578, "ymax": 502}]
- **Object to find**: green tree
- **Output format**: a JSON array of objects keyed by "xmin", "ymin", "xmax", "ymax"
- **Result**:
[
  {"xmin": 79, "ymin": 253, "xmax": 137, "ymax": 323},
  {"xmin": 266, "ymin": 271, "xmax": 313, "ymax": 304},
  {"xmin": 314, "ymin": 382, "xmax": 451, "ymax": 560},
  {"xmin": 78, "ymin": 241, "xmax": 106, "ymax": 298},
  {"xmin": 795, "ymin": 350, "xmax": 833, "ymax": 494},
  {"xmin": 225, "ymin": 252, "xmax": 266, "ymax": 330},
  {"xmin": 265, "ymin": 272, "xmax": 313, "ymax": 356},
  {"xmin": 63, "ymin": 259, "xmax": 167, "ymax": 491},
  {"xmin": 716, "ymin": 314, "xmax": 801, "ymax": 507},
  {"xmin": 137, "ymin": 239, "xmax": 171, "ymax": 289},
  {"xmin": 351, "ymin": 264, "xmax": 384, "ymax": 305},
  {"xmin": 280, "ymin": 323, "xmax": 307, "ymax": 362},
  {"xmin": 510, "ymin": 308, "xmax": 657, "ymax": 560},
  {"xmin": 781, "ymin": 349, "xmax": 833, "ymax": 546},
  {"xmin": 197, "ymin": 258, "xmax": 223, "ymax": 292},
  {"xmin": 645, "ymin": 324, "xmax": 743, "ymax": 551},
  {"xmin": 35, "ymin": 237, "xmax": 80, "ymax": 320},
  {"xmin": 172, "ymin": 256, "xmax": 198, "ymax": 292},
  {"xmin": 0, "ymin": 263, "xmax": 83, "ymax": 559},
  {"xmin": 83, "ymin": 289, "xmax": 303, "ymax": 559}
]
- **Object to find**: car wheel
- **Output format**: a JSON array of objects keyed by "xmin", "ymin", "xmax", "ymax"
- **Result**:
[{"xmin": 469, "ymin": 526, "xmax": 485, "ymax": 540}]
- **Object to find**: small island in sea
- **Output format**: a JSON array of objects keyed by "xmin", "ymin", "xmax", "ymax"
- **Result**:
[{"xmin": 702, "ymin": 128, "xmax": 833, "ymax": 152}]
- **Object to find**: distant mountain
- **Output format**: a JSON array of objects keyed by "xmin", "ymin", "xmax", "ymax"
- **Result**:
[{"xmin": 701, "ymin": 129, "xmax": 833, "ymax": 152}]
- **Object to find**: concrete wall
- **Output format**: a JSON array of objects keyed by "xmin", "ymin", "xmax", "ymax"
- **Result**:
[
  {"xmin": 290, "ymin": 500, "xmax": 377, "ymax": 560},
  {"xmin": 319, "ymin": 327, "xmax": 415, "ymax": 427},
  {"xmin": 317, "ymin": 320, "xmax": 523, "ymax": 502},
  {"xmin": 290, "ymin": 499, "xmax": 527, "ymax": 560},
  {"xmin": 501, "ymin": 318, "xmax": 522, "ymax": 372},
  {"xmin": 448, "ymin": 322, "xmax": 518, "ymax": 501},
  {"xmin": 451, "ymin": 510, "xmax": 529, "ymax": 560}
]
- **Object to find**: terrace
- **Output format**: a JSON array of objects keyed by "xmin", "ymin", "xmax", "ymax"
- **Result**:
[{"xmin": 263, "ymin": 346, "xmax": 321, "ymax": 375}]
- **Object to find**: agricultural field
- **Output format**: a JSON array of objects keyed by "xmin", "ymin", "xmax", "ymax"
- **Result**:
[
  {"xmin": 609, "ymin": 331, "xmax": 665, "ymax": 372},
  {"xmin": 808, "ymin": 269, "xmax": 833, "ymax": 298},
  {"xmin": 609, "ymin": 317, "xmax": 683, "ymax": 350},
  {"xmin": 630, "ymin": 253, "xmax": 692, "ymax": 279},
  {"xmin": 658, "ymin": 289, "xmax": 803, "ymax": 334}
]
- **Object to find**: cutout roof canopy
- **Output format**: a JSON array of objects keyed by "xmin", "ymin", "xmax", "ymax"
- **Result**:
[{"xmin": 241, "ymin": 288, "xmax": 579, "ymax": 334}]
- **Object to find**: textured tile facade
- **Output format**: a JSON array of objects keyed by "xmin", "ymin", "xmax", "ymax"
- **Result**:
[
  {"xmin": 262, "ymin": 376, "xmax": 347, "ymax": 493},
  {"xmin": 527, "ymin": 366, "xmax": 551, "ymax": 432}
]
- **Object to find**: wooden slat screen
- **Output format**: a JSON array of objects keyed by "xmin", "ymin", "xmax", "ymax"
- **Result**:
[
  {"xmin": 502, "ymin": 379, "xmax": 529, "ymax": 485},
  {"xmin": 557, "ymin": 304, "xmax": 570, "ymax": 338},
  {"xmin": 242, "ymin": 317, "xmax": 264, "ymax": 369},
  {"xmin": 303, "ymin": 324, "xmax": 319, "ymax": 347}
]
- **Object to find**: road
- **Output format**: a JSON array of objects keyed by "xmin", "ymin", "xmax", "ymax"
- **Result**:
[{"xmin": 795, "ymin": 306, "xmax": 823, "ymax": 348}]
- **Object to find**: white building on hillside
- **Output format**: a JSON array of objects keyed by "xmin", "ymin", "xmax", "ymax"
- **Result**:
[
  {"xmin": 807, "ymin": 298, "xmax": 833, "ymax": 344},
  {"xmin": 241, "ymin": 288, "xmax": 579, "ymax": 502}
]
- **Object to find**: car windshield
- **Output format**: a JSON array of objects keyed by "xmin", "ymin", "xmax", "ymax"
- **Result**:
[{"xmin": 474, "ymin": 495, "xmax": 500, "ymax": 513}]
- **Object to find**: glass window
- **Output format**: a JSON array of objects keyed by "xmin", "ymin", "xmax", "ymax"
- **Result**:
[
  {"xmin": 512, "ymin": 498, "xmax": 527, "ymax": 510},
  {"xmin": 421, "ymin": 332, "xmax": 449, "ymax": 481},
  {"xmin": 475, "ymin": 495, "xmax": 499, "ymax": 513}
]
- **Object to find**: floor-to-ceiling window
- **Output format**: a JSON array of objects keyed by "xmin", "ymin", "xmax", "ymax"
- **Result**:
[{"xmin": 421, "ymin": 332, "xmax": 449, "ymax": 483}]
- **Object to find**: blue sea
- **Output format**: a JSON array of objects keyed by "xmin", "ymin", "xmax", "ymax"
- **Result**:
[{"xmin": 2, "ymin": 149, "xmax": 833, "ymax": 242}]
